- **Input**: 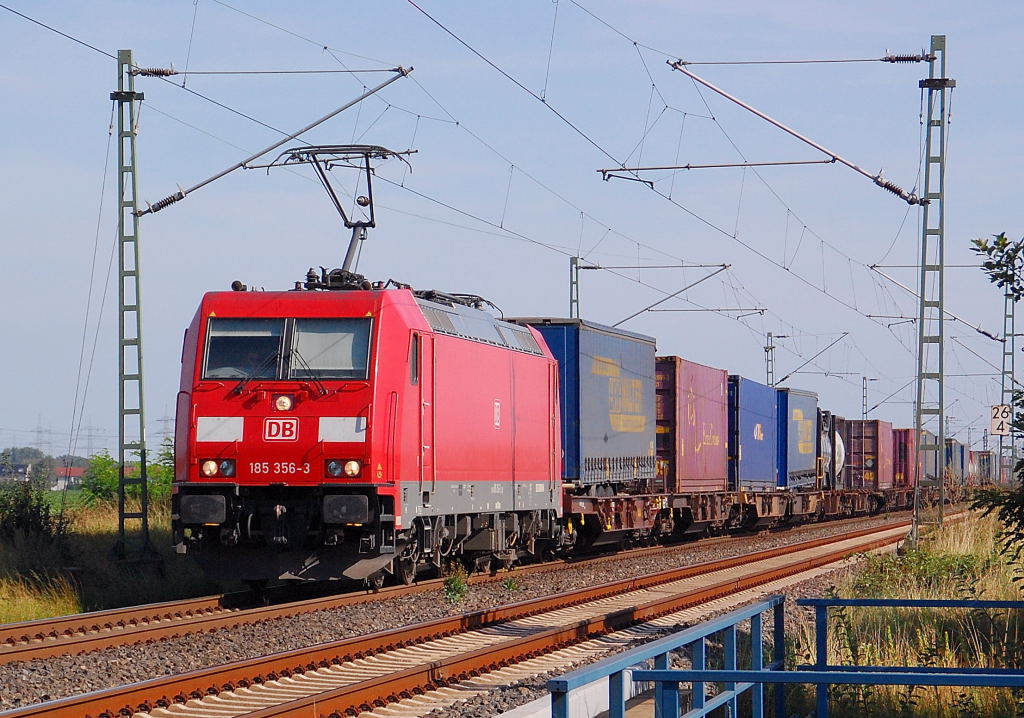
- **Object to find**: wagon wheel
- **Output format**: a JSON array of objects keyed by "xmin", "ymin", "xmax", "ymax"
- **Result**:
[
  {"xmin": 395, "ymin": 556, "xmax": 418, "ymax": 585},
  {"xmin": 395, "ymin": 539, "xmax": 420, "ymax": 585}
]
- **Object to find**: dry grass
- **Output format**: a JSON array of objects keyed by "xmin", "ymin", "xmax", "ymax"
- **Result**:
[
  {"xmin": 787, "ymin": 513, "xmax": 1024, "ymax": 717},
  {"xmin": 0, "ymin": 498, "xmax": 221, "ymax": 621}
]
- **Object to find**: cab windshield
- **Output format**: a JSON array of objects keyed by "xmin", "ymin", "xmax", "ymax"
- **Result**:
[
  {"xmin": 202, "ymin": 317, "xmax": 371, "ymax": 381},
  {"xmin": 203, "ymin": 318, "xmax": 283, "ymax": 379},
  {"xmin": 290, "ymin": 318, "xmax": 371, "ymax": 380}
]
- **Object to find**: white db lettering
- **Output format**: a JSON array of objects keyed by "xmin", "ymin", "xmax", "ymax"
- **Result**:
[{"xmin": 264, "ymin": 418, "xmax": 298, "ymax": 442}]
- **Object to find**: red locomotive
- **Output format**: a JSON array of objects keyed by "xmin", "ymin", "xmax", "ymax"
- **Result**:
[{"xmin": 173, "ymin": 269, "xmax": 562, "ymax": 585}]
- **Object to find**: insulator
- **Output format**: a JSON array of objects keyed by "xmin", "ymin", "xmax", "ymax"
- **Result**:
[
  {"xmin": 132, "ymin": 67, "xmax": 178, "ymax": 77},
  {"xmin": 881, "ymin": 53, "xmax": 929, "ymax": 64},
  {"xmin": 148, "ymin": 190, "xmax": 186, "ymax": 213}
]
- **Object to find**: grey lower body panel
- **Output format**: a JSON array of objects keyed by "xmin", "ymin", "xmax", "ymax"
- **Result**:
[{"xmin": 399, "ymin": 479, "xmax": 560, "ymax": 522}]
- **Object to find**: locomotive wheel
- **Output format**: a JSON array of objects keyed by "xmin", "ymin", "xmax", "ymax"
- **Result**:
[{"xmin": 396, "ymin": 557, "xmax": 417, "ymax": 586}]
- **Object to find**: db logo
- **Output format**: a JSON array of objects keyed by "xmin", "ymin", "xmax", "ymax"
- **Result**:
[{"xmin": 264, "ymin": 417, "xmax": 299, "ymax": 441}]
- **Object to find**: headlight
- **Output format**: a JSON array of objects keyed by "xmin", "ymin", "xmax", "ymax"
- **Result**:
[
  {"xmin": 201, "ymin": 460, "xmax": 219, "ymax": 477},
  {"xmin": 326, "ymin": 460, "xmax": 344, "ymax": 477},
  {"xmin": 218, "ymin": 459, "xmax": 236, "ymax": 477},
  {"xmin": 344, "ymin": 460, "xmax": 361, "ymax": 477},
  {"xmin": 274, "ymin": 394, "xmax": 294, "ymax": 411}
]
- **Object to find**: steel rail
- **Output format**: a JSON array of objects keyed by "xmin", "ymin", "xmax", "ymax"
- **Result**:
[
  {"xmin": 0, "ymin": 510, "xmax": 923, "ymax": 665},
  {"xmin": 2, "ymin": 517, "xmax": 956, "ymax": 718}
]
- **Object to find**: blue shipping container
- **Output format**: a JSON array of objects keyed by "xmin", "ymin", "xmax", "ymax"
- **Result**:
[
  {"xmin": 777, "ymin": 388, "xmax": 819, "ymax": 489},
  {"xmin": 728, "ymin": 376, "xmax": 778, "ymax": 491},
  {"xmin": 945, "ymin": 439, "xmax": 965, "ymax": 484},
  {"xmin": 517, "ymin": 318, "xmax": 657, "ymax": 484}
]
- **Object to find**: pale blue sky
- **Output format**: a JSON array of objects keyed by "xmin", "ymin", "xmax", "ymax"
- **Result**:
[{"xmin": 1, "ymin": 1, "xmax": 1020, "ymax": 456}]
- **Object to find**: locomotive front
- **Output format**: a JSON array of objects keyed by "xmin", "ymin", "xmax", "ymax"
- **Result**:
[{"xmin": 172, "ymin": 284, "xmax": 415, "ymax": 582}]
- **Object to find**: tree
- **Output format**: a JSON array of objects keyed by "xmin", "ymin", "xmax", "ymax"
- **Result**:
[
  {"xmin": 970, "ymin": 233, "xmax": 1024, "ymax": 567},
  {"xmin": 10, "ymin": 446, "xmax": 44, "ymax": 465},
  {"xmin": 146, "ymin": 438, "xmax": 175, "ymax": 502},
  {"xmin": 81, "ymin": 450, "xmax": 119, "ymax": 504},
  {"xmin": 0, "ymin": 449, "xmax": 13, "ymax": 477},
  {"xmin": 27, "ymin": 456, "xmax": 55, "ymax": 488},
  {"xmin": 81, "ymin": 439, "xmax": 175, "ymax": 505},
  {"xmin": 973, "ymin": 232, "xmax": 1024, "ymax": 300}
]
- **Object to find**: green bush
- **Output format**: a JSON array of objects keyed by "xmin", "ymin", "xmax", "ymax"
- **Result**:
[
  {"xmin": 851, "ymin": 549, "xmax": 985, "ymax": 597},
  {"xmin": 80, "ymin": 438, "xmax": 174, "ymax": 505},
  {"xmin": 443, "ymin": 562, "xmax": 470, "ymax": 605},
  {"xmin": 0, "ymin": 480, "xmax": 66, "ymax": 540}
]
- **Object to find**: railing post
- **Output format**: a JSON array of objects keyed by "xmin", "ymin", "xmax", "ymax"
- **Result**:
[
  {"xmin": 658, "ymin": 680, "xmax": 681, "ymax": 718},
  {"xmin": 609, "ymin": 669, "xmax": 625, "ymax": 718},
  {"xmin": 751, "ymin": 612, "xmax": 764, "ymax": 718},
  {"xmin": 551, "ymin": 688, "xmax": 568, "ymax": 718},
  {"xmin": 815, "ymin": 604, "xmax": 829, "ymax": 717},
  {"xmin": 774, "ymin": 599, "xmax": 786, "ymax": 718},
  {"xmin": 692, "ymin": 636, "xmax": 706, "ymax": 713},
  {"xmin": 724, "ymin": 625, "xmax": 737, "ymax": 717},
  {"xmin": 654, "ymin": 651, "xmax": 669, "ymax": 718}
]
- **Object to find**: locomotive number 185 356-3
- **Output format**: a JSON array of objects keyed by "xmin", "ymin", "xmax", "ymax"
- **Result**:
[{"xmin": 249, "ymin": 462, "xmax": 311, "ymax": 475}]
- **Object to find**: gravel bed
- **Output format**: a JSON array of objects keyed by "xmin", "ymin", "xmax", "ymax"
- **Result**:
[{"xmin": 1, "ymin": 514, "xmax": 901, "ymax": 710}]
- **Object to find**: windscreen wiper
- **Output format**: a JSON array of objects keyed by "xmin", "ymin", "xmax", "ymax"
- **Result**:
[
  {"xmin": 230, "ymin": 350, "xmax": 280, "ymax": 396},
  {"xmin": 289, "ymin": 348, "xmax": 329, "ymax": 396}
]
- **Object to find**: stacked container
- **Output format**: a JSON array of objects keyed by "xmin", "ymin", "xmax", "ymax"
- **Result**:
[
  {"xmin": 944, "ymin": 439, "xmax": 966, "ymax": 484},
  {"xmin": 776, "ymin": 388, "xmax": 819, "ymax": 489},
  {"xmin": 972, "ymin": 450, "xmax": 994, "ymax": 484},
  {"xmin": 519, "ymin": 318, "xmax": 657, "ymax": 486},
  {"xmin": 841, "ymin": 419, "xmax": 894, "ymax": 490},
  {"xmin": 818, "ymin": 410, "xmax": 845, "ymax": 490},
  {"xmin": 655, "ymin": 357, "xmax": 729, "ymax": 493},
  {"xmin": 920, "ymin": 429, "xmax": 939, "ymax": 483},
  {"xmin": 727, "ymin": 376, "xmax": 778, "ymax": 491},
  {"xmin": 892, "ymin": 428, "xmax": 918, "ymax": 488}
]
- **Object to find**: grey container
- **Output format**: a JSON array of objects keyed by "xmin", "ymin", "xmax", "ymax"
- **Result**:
[
  {"xmin": 514, "ymin": 318, "xmax": 657, "ymax": 486},
  {"xmin": 921, "ymin": 430, "xmax": 939, "ymax": 483}
]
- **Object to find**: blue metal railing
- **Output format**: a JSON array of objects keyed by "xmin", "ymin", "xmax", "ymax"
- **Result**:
[
  {"xmin": 546, "ymin": 595, "xmax": 785, "ymax": 718},
  {"xmin": 627, "ymin": 596, "xmax": 1024, "ymax": 718}
]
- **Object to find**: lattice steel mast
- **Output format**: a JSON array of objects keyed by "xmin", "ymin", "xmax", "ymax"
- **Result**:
[
  {"xmin": 999, "ymin": 291, "xmax": 1016, "ymax": 481},
  {"xmin": 912, "ymin": 35, "xmax": 954, "ymax": 543},
  {"xmin": 113, "ymin": 50, "xmax": 154, "ymax": 559}
]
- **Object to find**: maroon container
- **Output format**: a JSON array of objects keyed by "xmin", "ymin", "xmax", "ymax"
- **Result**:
[
  {"xmin": 655, "ymin": 356, "xmax": 728, "ymax": 492},
  {"xmin": 892, "ymin": 428, "xmax": 918, "ymax": 488},
  {"xmin": 843, "ymin": 419, "xmax": 894, "ymax": 490}
]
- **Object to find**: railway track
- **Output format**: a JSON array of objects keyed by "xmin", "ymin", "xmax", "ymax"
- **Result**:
[
  {"xmin": 4, "ymin": 516, "xmax": 939, "ymax": 718},
  {"xmin": 0, "ymin": 511, "xmax": 916, "ymax": 666}
]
